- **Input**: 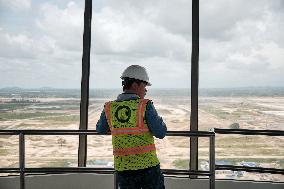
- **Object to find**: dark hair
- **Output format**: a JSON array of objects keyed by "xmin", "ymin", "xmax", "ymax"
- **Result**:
[{"xmin": 122, "ymin": 77, "xmax": 146, "ymax": 91}]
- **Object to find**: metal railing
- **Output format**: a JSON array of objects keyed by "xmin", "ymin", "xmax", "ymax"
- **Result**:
[
  {"xmin": 0, "ymin": 130, "xmax": 216, "ymax": 189},
  {"xmin": 214, "ymin": 128, "xmax": 284, "ymax": 175}
]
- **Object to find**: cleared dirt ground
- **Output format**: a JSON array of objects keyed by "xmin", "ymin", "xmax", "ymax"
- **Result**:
[{"xmin": 0, "ymin": 96, "xmax": 283, "ymax": 181}]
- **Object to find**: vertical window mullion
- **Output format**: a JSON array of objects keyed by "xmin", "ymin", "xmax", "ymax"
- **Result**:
[{"xmin": 190, "ymin": 0, "xmax": 199, "ymax": 174}]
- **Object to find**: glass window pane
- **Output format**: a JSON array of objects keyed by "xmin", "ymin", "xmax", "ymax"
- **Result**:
[
  {"xmin": 89, "ymin": 0, "xmax": 192, "ymax": 169},
  {"xmin": 199, "ymin": 0, "xmax": 284, "ymax": 181},
  {"xmin": 0, "ymin": 0, "xmax": 84, "ymax": 169}
]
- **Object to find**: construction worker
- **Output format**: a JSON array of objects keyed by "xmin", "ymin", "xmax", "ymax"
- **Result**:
[{"xmin": 96, "ymin": 65, "xmax": 167, "ymax": 189}]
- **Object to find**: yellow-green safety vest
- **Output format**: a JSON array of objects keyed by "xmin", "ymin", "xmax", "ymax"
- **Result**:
[{"xmin": 104, "ymin": 99, "xmax": 160, "ymax": 171}]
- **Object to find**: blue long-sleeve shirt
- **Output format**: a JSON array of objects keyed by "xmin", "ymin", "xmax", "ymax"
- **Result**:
[{"xmin": 96, "ymin": 93, "xmax": 167, "ymax": 139}]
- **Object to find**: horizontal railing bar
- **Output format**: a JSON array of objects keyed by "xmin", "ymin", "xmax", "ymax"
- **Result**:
[
  {"xmin": 0, "ymin": 130, "xmax": 214, "ymax": 137},
  {"xmin": 0, "ymin": 167, "xmax": 211, "ymax": 176},
  {"xmin": 0, "ymin": 130, "xmax": 102, "ymax": 135},
  {"xmin": 216, "ymin": 165, "xmax": 284, "ymax": 175},
  {"xmin": 26, "ymin": 167, "xmax": 115, "ymax": 174},
  {"xmin": 0, "ymin": 130, "xmax": 21, "ymax": 135},
  {"xmin": 162, "ymin": 169, "xmax": 211, "ymax": 176},
  {"xmin": 167, "ymin": 131, "xmax": 214, "ymax": 137},
  {"xmin": 214, "ymin": 128, "xmax": 284, "ymax": 136},
  {"xmin": 0, "ymin": 168, "xmax": 20, "ymax": 173},
  {"xmin": 5, "ymin": 165, "xmax": 284, "ymax": 176},
  {"xmin": 0, "ymin": 168, "xmax": 116, "ymax": 174}
]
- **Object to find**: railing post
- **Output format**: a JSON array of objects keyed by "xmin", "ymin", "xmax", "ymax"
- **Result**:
[
  {"xmin": 19, "ymin": 132, "xmax": 25, "ymax": 189},
  {"xmin": 114, "ymin": 172, "xmax": 118, "ymax": 189},
  {"xmin": 209, "ymin": 134, "xmax": 215, "ymax": 189}
]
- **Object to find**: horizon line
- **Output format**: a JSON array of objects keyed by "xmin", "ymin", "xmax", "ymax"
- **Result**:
[{"xmin": 1, "ymin": 86, "xmax": 284, "ymax": 90}]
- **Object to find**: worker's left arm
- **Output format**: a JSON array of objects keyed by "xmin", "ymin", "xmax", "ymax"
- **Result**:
[{"xmin": 145, "ymin": 101, "xmax": 167, "ymax": 139}]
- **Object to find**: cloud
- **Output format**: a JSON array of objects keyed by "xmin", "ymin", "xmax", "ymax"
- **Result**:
[
  {"xmin": 93, "ymin": 6, "xmax": 189, "ymax": 61},
  {"xmin": 102, "ymin": 0, "xmax": 192, "ymax": 36},
  {"xmin": 0, "ymin": 0, "xmax": 31, "ymax": 11},
  {"xmin": 36, "ymin": 2, "xmax": 84, "ymax": 51},
  {"xmin": 0, "ymin": 31, "xmax": 34, "ymax": 59},
  {"xmin": 198, "ymin": 0, "xmax": 284, "ymax": 87},
  {"xmin": 0, "ymin": 0, "xmax": 283, "ymax": 88},
  {"xmin": 200, "ymin": 0, "xmax": 284, "ymax": 40},
  {"xmin": 0, "ymin": 1, "xmax": 85, "ymax": 88},
  {"xmin": 0, "ymin": 30, "xmax": 55, "ymax": 59}
]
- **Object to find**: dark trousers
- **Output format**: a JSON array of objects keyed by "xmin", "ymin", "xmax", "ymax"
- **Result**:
[{"xmin": 116, "ymin": 164, "xmax": 165, "ymax": 189}]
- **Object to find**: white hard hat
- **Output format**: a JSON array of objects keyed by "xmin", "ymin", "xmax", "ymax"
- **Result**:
[{"xmin": 121, "ymin": 65, "xmax": 151, "ymax": 86}]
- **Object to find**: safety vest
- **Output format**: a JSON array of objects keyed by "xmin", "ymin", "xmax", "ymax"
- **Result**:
[{"xmin": 104, "ymin": 99, "xmax": 160, "ymax": 171}]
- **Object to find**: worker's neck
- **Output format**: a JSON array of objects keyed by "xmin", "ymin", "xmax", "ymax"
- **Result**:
[{"xmin": 124, "ymin": 89, "xmax": 138, "ymax": 96}]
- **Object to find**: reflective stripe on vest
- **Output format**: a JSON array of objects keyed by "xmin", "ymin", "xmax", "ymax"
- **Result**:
[
  {"xmin": 108, "ymin": 127, "xmax": 149, "ymax": 135},
  {"xmin": 113, "ymin": 144, "xmax": 156, "ymax": 156},
  {"xmin": 105, "ymin": 99, "xmax": 149, "ymax": 135}
]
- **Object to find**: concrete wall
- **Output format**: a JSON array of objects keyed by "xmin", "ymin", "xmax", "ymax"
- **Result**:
[{"xmin": 0, "ymin": 174, "xmax": 283, "ymax": 189}]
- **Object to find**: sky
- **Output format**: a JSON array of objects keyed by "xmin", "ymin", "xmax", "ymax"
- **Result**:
[{"xmin": 0, "ymin": 0, "xmax": 283, "ymax": 89}]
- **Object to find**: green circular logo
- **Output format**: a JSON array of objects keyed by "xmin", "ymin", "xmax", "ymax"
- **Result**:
[{"xmin": 115, "ymin": 106, "xmax": 131, "ymax": 123}]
